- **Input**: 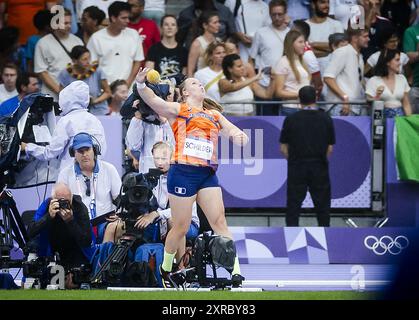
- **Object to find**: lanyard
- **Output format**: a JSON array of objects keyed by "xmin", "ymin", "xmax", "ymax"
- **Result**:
[{"xmin": 75, "ymin": 162, "xmax": 99, "ymax": 219}]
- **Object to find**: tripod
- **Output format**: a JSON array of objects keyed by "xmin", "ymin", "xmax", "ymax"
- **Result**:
[
  {"xmin": 0, "ymin": 188, "xmax": 28, "ymax": 269},
  {"xmin": 89, "ymin": 231, "xmax": 141, "ymax": 287}
]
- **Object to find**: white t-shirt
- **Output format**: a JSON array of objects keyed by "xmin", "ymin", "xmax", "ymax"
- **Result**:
[
  {"xmin": 57, "ymin": 160, "xmax": 122, "ymax": 218},
  {"xmin": 366, "ymin": 75, "xmax": 410, "ymax": 109},
  {"xmin": 274, "ymin": 56, "xmax": 310, "ymax": 108},
  {"xmin": 329, "ymin": 0, "xmax": 361, "ymax": 30},
  {"xmin": 220, "ymin": 78, "xmax": 255, "ymax": 115},
  {"xmin": 367, "ymin": 51, "xmax": 410, "ymax": 74},
  {"xmin": 34, "ymin": 33, "xmax": 83, "ymax": 100},
  {"xmin": 224, "ymin": 0, "xmax": 270, "ymax": 62},
  {"xmin": 87, "ymin": 28, "xmax": 144, "ymax": 84},
  {"xmin": 0, "ymin": 84, "xmax": 17, "ymax": 104},
  {"xmin": 249, "ymin": 25, "xmax": 290, "ymax": 87},
  {"xmin": 194, "ymin": 67, "xmax": 223, "ymax": 102},
  {"xmin": 324, "ymin": 44, "xmax": 365, "ymax": 112},
  {"xmin": 304, "ymin": 44, "xmax": 320, "ymax": 74},
  {"xmin": 78, "ymin": 0, "xmax": 127, "ymax": 19},
  {"xmin": 144, "ymin": 0, "xmax": 165, "ymax": 12}
]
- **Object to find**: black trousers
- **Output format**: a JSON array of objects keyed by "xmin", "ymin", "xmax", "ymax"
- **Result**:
[{"xmin": 286, "ymin": 161, "xmax": 331, "ymax": 227}]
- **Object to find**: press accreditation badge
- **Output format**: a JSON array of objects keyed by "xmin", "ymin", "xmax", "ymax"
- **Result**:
[{"xmin": 183, "ymin": 137, "xmax": 214, "ymax": 160}]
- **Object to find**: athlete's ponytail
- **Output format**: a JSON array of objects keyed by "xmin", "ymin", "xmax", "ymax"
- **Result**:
[{"xmin": 203, "ymin": 98, "xmax": 223, "ymax": 113}]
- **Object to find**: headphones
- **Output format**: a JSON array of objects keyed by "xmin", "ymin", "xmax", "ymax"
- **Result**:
[{"xmin": 69, "ymin": 132, "xmax": 102, "ymax": 157}]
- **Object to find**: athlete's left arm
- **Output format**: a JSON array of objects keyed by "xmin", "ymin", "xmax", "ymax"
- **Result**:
[{"xmin": 217, "ymin": 112, "xmax": 249, "ymax": 146}]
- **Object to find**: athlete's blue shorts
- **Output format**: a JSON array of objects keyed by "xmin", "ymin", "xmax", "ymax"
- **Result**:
[{"xmin": 167, "ymin": 164, "xmax": 219, "ymax": 197}]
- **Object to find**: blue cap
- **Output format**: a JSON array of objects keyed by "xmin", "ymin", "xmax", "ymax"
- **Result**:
[{"xmin": 72, "ymin": 133, "xmax": 93, "ymax": 150}]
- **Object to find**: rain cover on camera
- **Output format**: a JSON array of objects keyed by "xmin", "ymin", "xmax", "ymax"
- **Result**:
[{"xmin": 209, "ymin": 236, "xmax": 236, "ymax": 270}]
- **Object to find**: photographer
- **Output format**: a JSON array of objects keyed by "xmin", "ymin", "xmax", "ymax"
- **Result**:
[
  {"xmin": 57, "ymin": 132, "xmax": 122, "ymax": 244},
  {"xmin": 27, "ymin": 183, "xmax": 93, "ymax": 272},
  {"xmin": 133, "ymin": 142, "xmax": 199, "ymax": 267},
  {"xmin": 20, "ymin": 81, "xmax": 107, "ymax": 171}
]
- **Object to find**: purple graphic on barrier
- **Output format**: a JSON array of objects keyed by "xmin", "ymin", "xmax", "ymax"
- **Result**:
[
  {"xmin": 231, "ymin": 227, "xmax": 413, "ymax": 264},
  {"xmin": 219, "ymin": 116, "xmax": 371, "ymax": 208}
]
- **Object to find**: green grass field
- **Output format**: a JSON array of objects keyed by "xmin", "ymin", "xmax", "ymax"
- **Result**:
[{"xmin": 0, "ymin": 290, "xmax": 378, "ymax": 300}]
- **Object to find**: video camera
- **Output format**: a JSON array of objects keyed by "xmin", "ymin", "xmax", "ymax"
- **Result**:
[
  {"xmin": 117, "ymin": 168, "xmax": 164, "ymax": 233},
  {"xmin": 120, "ymin": 73, "xmax": 187, "ymax": 123}
]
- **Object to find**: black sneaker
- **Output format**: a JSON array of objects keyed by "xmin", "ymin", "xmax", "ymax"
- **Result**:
[
  {"xmin": 231, "ymin": 274, "xmax": 245, "ymax": 288},
  {"xmin": 159, "ymin": 265, "xmax": 176, "ymax": 288}
]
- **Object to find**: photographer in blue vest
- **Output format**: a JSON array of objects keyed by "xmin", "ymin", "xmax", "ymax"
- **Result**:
[{"xmin": 57, "ymin": 132, "xmax": 122, "ymax": 244}]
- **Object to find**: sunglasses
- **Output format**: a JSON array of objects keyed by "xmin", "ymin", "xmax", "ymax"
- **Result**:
[{"xmin": 358, "ymin": 67, "xmax": 363, "ymax": 82}]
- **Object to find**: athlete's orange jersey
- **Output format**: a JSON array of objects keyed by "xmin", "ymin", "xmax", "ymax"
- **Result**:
[{"xmin": 171, "ymin": 103, "xmax": 221, "ymax": 168}]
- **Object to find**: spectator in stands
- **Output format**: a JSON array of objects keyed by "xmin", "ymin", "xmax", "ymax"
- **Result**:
[
  {"xmin": 21, "ymin": 81, "xmax": 107, "ymax": 172},
  {"xmin": 224, "ymin": 38, "xmax": 256, "ymax": 78},
  {"xmin": 58, "ymin": 45, "xmax": 111, "ymax": 116},
  {"xmin": 329, "ymin": 0, "xmax": 361, "ymax": 30},
  {"xmin": 27, "ymin": 183, "xmax": 93, "ymax": 280},
  {"xmin": 125, "ymin": 85, "xmax": 175, "ymax": 173},
  {"xmin": 0, "ymin": 63, "xmax": 18, "ymax": 103},
  {"xmin": 0, "ymin": 0, "xmax": 56, "ymax": 45},
  {"xmin": 404, "ymin": 13, "xmax": 419, "ymax": 114},
  {"xmin": 78, "ymin": 0, "xmax": 127, "ymax": 22},
  {"xmin": 0, "ymin": 72, "xmax": 39, "ymax": 117},
  {"xmin": 194, "ymin": 41, "xmax": 226, "ymax": 102},
  {"xmin": 363, "ymin": 0, "xmax": 395, "ymax": 61},
  {"xmin": 249, "ymin": 0, "xmax": 290, "ymax": 115},
  {"xmin": 145, "ymin": 15, "xmax": 188, "ymax": 78},
  {"xmin": 380, "ymin": 0, "xmax": 412, "ymax": 43},
  {"xmin": 177, "ymin": 0, "xmax": 237, "ymax": 50},
  {"xmin": 324, "ymin": 28, "xmax": 370, "ymax": 116},
  {"xmin": 143, "ymin": 0, "xmax": 166, "ymax": 26},
  {"xmin": 34, "ymin": 8, "xmax": 83, "ymax": 101},
  {"xmin": 25, "ymin": 10, "xmax": 52, "ymax": 73},
  {"xmin": 328, "ymin": 32, "xmax": 349, "ymax": 52},
  {"xmin": 0, "ymin": 26, "xmax": 19, "ymax": 69},
  {"xmin": 128, "ymin": 0, "xmax": 161, "ymax": 62},
  {"xmin": 187, "ymin": 11, "xmax": 221, "ymax": 77},
  {"xmin": 306, "ymin": 0, "xmax": 344, "ymax": 79},
  {"xmin": 287, "ymin": 0, "xmax": 311, "ymax": 21},
  {"xmin": 274, "ymin": 30, "xmax": 311, "ymax": 115},
  {"xmin": 366, "ymin": 49, "xmax": 412, "ymax": 118},
  {"xmin": 108, "ymin": 79, "xmax": 129, "ymax": 116},
  {"xmin": 87, "ymin": 1, "xmax": 144, "ymax": 87},
  {"xmin": 365, "ymin": 31, "xmax": 409, "ymax": 77},
  {"xmin": 57, "ymin": 132, "xmax": 122, "ymax": 244},
  {"xmin": 219, "ymin": 53, "xmax": 275, "ymax": 116},
  {"xmin": 76, "ymin": 6, "xmax": 106, "ymax": 45},
  {"xmin": 224, "ymin": 0, "xmax": 270, "ymax": 63},
  {"xmin": 292, "ymin": 19, "xmax": 323, "ymax": 98},
  {"xmin": 280, "ymin": 85, "xmax": 335, "ymax": 227}
]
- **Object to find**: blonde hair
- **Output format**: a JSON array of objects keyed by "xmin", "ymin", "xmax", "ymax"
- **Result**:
[
  {"xmin": 151, "ymin": 141, "xmax": 172, "ymax": 154},
  {"xmin": 283, "ymin": 30, "xmax": 310, "ymax": 83},
  {"xmin": 204, "ymin": 41, "xmax": 226, "ymax": 67},
  {"xmin": 178, "ymin": 80, "xmax": 223, "ymax": 112}
]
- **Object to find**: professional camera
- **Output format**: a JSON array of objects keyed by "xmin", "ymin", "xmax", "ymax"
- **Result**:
[
  {"xmin": 22, "ymin": 255, "xmax": 60, "ymax": 289},
  {"xmin": 90, "ymin": 169, "xmax": 164, "ymax": 287},
  {"xmin": 117, "ymin": 168, "xmax": 163, "ymax": 233},
  {"xmin": 70, "ymin": 264, "xmax": 92, "ymax": 286},
  {"xmin": 120, "ymin": 73, "xmax": 186, "ymax": 123},
  {"xmin": 58, "ymin": 198, "xmax": 71, "ymax": 210}
]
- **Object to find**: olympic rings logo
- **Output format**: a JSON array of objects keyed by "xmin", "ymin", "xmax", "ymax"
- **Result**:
[{"xmin": 364, "ymin": 235, "xmax": 409, "ymax": 256}]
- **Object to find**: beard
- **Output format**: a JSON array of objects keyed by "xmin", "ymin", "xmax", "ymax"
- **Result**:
[{"xmin": 315, "ymin": 7, "xmax": 329, "ymax": 18}]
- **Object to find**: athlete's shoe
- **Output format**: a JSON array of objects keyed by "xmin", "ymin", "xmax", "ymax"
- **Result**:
[
  {"xmin": 231, "ymin": 274, "xmax": 245, "ymax": 288},
  {"xmin": 159, "ymin": 265, "xmax": 189, "ymax": 289},
  {"xmin": 159, "ymin": 265, "xmax": 176, "ymax": 288}
]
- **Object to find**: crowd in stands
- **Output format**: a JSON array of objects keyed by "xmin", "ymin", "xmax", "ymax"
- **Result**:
[
  {"xmin": 1, "ymin": 0, "xmax": 419, "ymax": 288},
  {"xmin": 1, "ymin": 0, "xmax": 419, "ymax": 117}
]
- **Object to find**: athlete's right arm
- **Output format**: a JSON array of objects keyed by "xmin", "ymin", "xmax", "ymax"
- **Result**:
[{"xmin": 135, "ymin": 68, "xmax": 181, "ymax": 120}]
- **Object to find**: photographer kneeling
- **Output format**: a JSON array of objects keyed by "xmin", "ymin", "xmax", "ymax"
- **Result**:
[
  {"xmin": 111, "ymin": 142, "xmax": 199, "ymax": 270},
  {"xmin": 27, "ymin": 183, "xmax": 93, "ymax": 288}
]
